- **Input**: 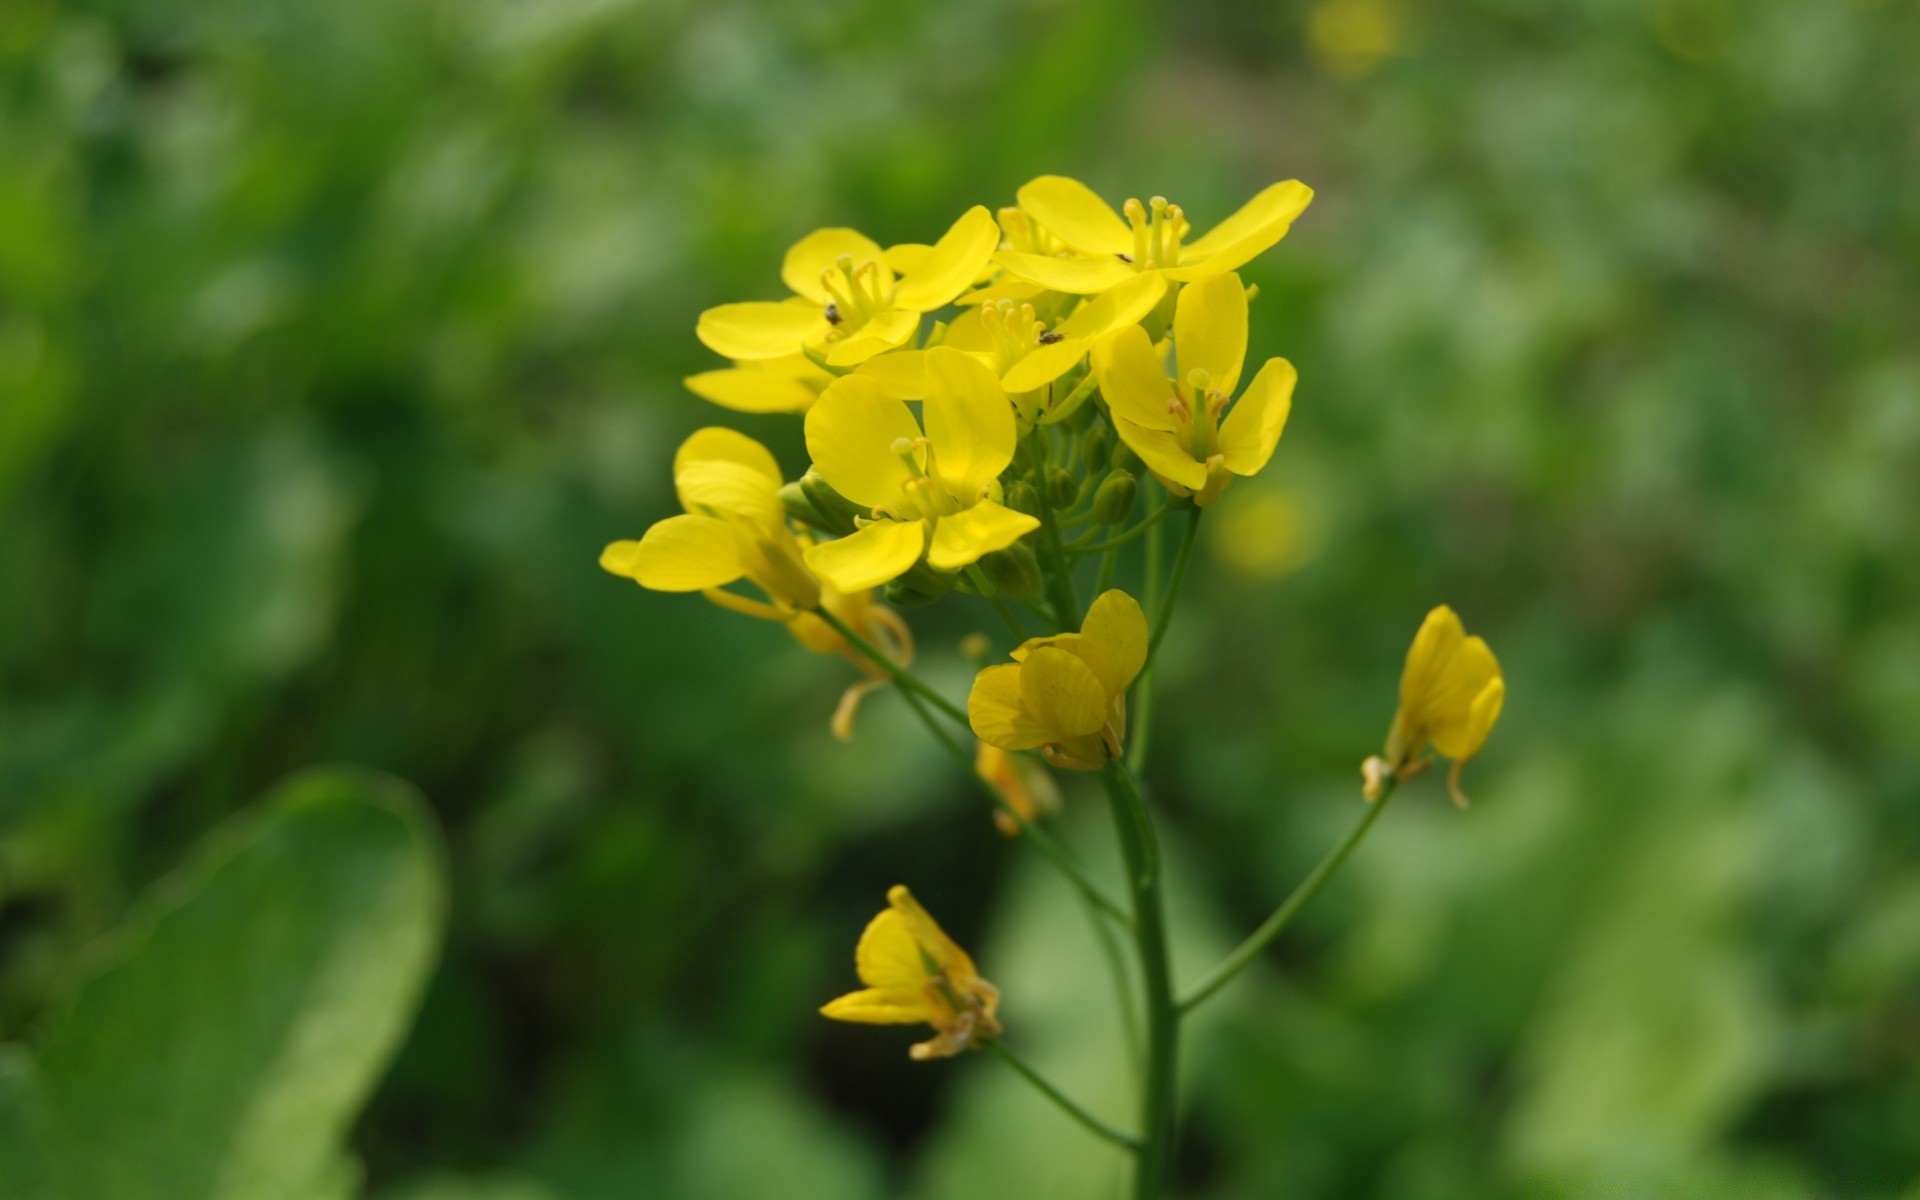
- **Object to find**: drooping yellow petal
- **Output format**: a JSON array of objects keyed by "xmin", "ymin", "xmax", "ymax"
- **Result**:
[
  {"xmin": 782, "ymin": 228, "xmax": 890, "ymax": 304},
  {"xmin": 683, "ymin": 364, "xmax": 821, "ymax": 414},
  {"xmin": 1434, "ymin": 673, "xmax": 1506, "ymax": 763},
  {"xmin": 696, "ymin": 299, "xmax": 825, "ymax": 361},
  {"xmin": 607, "ymin": 514, "xmax": 746, "ymax": 591},
  {"xmin": 1217, "ymin": 357, "xmax": 1297, "ymax": 476},
  {"xmin": 803, "ymin": 519, "xmax": 927, "ymax": 592},
  {"xmin": 1424, "ymin": 636, "xmax": 1502, "ymax": 756},
  {"xmin": 993, "ymin": 251, "xmax": 1138, "ymax": 295},
  {"xmin": 887, "ymin": 885, "xmax": 979, "ymax": 984},
  {"xmin": 674, "ymin": 426, "xmax": 783, "ymax": 490},
  {"xmin": 1181, "ymin": 180, "xmax": 1315, "ymax": 269},
  {"xmin": 823, "ymin": 305, "xmax": 921, "ymax": 367},
  {"xmin": 1016, "ymin": 176, "xmax": 1132, "ymax": 257},
  {"xmin": 1113, "ymin": 417, "xmax": 1210, "ymax": 492},
  {"xmin": 804, "ymin": 375, "xmax": 926, "ymax": 510},
  {"xmin": 820, "ymin": 986, "xmax": 940, "ymax": 1025},
  {"xmin": 1174, "ymin": 271, "xmax": 1249, "ymax": 396},
  {"xmin": 1093, "ymin": 326, "xmax": 1180, "ymax": 433},
  {"xmin": 926, "ymin": 500, "xmax": 1039, "ymax": 572},
  {"xmin": 674, "ymin": 461, "xmax": 785, "ymax": 529},
  {"xmin": 1019, "ymin": 646, "xmax": 1109, "ymax": 740},
  {"xmin": 853, "ymin": 906, "xmax": 933, "ymax": 989},
  {"xmin": 968, "ymin": 663, "xmax": 1053, "ymax": 751},
  {"xmin": 923, "ymin": 347, "xmax": 1017, "ymax": 500},
  {"xmin": 1074, "ymin": 589, "xmax": 1149, "ymax": 696},
  {"xmin": 893, "ymin": 206, "xmax": 1000, "ymax": 312}
]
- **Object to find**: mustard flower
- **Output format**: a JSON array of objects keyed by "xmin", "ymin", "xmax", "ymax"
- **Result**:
[
  {"xmin": 696, "ymin": 209, "xmax": 999, "ymax": 368},
  {"xmin": 1094, "ymin": 271, "xmax": 1296, "ymax": 506},
  {"xmin": 684, "ymin": 353, "xmax": 833, "ymax": 415},
  {"xmin": 968, "ymin": 590, "xmax": 1148, "ymax": 770},
  {"xmin": 995, "ymin": 174, "xmax": 1312, "ymax": 297},
  {"xmin": 801, "ymin": 347, "xmax": 1039, "ymax": 592},
  {"xmin": 1364, "ymin": 605, "xmax": 1506, "ymax": 806},
  {"xmin": 820, "ymin": 885, "xmax": 1001, "ymax": 1061}
]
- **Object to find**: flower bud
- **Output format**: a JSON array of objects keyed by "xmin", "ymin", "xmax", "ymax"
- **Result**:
[
  {"xmin": 1079, "ymin": 423, "xmax": 1109, "ymax": 472},
  {"xmin": 1091, "ymin": 469, "xmax": 1137, "ymax": 525},
  {"xmin": 1046, "ymin": 467, "xmax": 1077, "ymax": 510},
  {"xmin": 885, "ymin": 565, "xmax": 955, "ymax": 607},
  {"xmin": 798, "ymin": 469, "xmax": 861, "ymax": 537},
  {"xmin": 1110, "ymin": 440, "xmax": 1142, "ymax": 474},
  {"xmin": 1004, "ymin": 479, "xmax": 1042, "ymax": 518},
  {"xmin": 979, "ymin": 542, "xmax": 1042, "ymax": 600}
]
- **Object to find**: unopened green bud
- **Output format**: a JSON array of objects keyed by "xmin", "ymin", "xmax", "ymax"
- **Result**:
[
  {"xmin": 884, "ymin": 562, "xmax": 954, "ymax": 607},
  {"xmin": 980, "ymin": 542, "xmax": 1042, "ymax": 600},
  {"xmin": 798, "ymin": 469, "xmax": 861, "ymax": 536},
  {"xmin": 1046, "ymin": 467, "xmax": 1077, "ymax": 509},
  {"xmin": 1005, "ymin": 479, "xmax": 1042, "ymax": 517},
  {"xmin": 1079, "ymin": 424, "xmax": 1109, "ymax": 472},
  {"xmin": 1091, "ymin": 469, "xmax": 1137, "ymax": 525},
  {"xmin": 1110, "ymin": 440, "xmax": 1142, "ymax": 474}
]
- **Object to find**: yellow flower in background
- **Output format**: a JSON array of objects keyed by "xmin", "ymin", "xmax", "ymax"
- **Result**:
[
  {"xmin": 976, "ymin": 742, "xmax": 1062, "ymax": 836},
  {"xmin": 1307, "ymin": 0, "xmax": 1399, "ymax": 79},
  {"xmin": 696, "ymin": 208, "xmax": 999, "ymax": 368},
  {"xmin": 1212, "ymin": 487, "xmax": 1313, "ymax": 581},
  {"xmin": 1367, "ymin": 605, "xmax": 1506, "ymax": 806},
  {"xmin": 684, "ymin": 353, "xmax": 833, "ymax": 415},
  {"xmin": 802, "ymin": 347, "xmax": 1039, "ymax": 591},
  {"xmin": 599, "ymin": 428, "xmax": 913, "ymax": 737},
  {"xmin": 1095, "ymin": 271, "xmax": 1297, "ymax": 506},
  {"xmin": 820, "ymin": 885, "xmax": 1001, "ymax": 1060},
  {"xmin": 969, "ymin": 590, "xmax": 1147, "ymax": 770},
  {"xmin": 995, "ymin": 174, "xmax": 1312, "ymax": 297}
]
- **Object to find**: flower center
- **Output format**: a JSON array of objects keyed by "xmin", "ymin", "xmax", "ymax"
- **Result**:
[
  {"xmin": 1173, "ymin": 367, "xmax": 1226, "ymax": 460},
  {"xmin": 817, "ymin": 253, "xmax": 892, "ymax": 339},
  {"xmin": 1120, "ymin": 195, "xmax": 1189, "ymax": 269},
  {"xmin": 978, "ymin": 299, "xmax": 1050, "ymax": 375},
  {"xmin": 885, "ymin": 435, "xmax": 962, "ymax": 522},
  {"xmin": 997, "ymin": 205, "xmax": 1063, "ymax": 256}
]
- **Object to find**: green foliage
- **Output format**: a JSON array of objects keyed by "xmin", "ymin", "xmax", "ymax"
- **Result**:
[{"xmin": 0, "ymin": 771, "xmax": 446, "ymax": 1200}]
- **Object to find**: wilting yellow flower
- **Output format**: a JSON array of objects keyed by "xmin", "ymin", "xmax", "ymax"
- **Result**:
[
  {"xmin": 1366, "ymin": 605, "xmax": 1506, "ymax": 806},
  {"xmin": 995, "ymin": 174, "xmax": 1312, "ymax": 297},
  {"xmin": 1095, "ymin": 272, "xmax": 1296, "ymax": 506},
  {"xmin": 801, "ymin": 347, "xmax": 1039, "ymax": 591},
  {"xmin": 599, "ymin": 428, "xmax": 912, "ymax": 736},
  {"xmin": 968, "ymin": 590, "xmax": 1147, "ymax": 770},
  {"xmin": 696, "ymin": 209, "xmax": 999, "ymax": 368},
  {"xmin": 976, "ymin": 742, "xmax": 1062, "ymax": 836},
  {"xmin": 820, "ymin": 885, "xmax": 1001, "ymax": 1060},
  {"xmin": 684, "ymin": 353, "xmax": 834, "ymax": 415}
]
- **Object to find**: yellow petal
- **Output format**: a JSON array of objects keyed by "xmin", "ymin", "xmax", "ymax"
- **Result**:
[
  {"xmin": 674, "ymin": 461, "xmax": 785, "ymax": 531},
  {"xmin": 856, "ymin": 348, "xmax": 933, "ymax": 399},
  {"xmin": 674, "ymin": 426, "xmax": 783, "ymax": 489},
  {"xmin": 820, "ymin": 986, "xmax": 940, "ymax": 1025},
  {"xmin": 1425, "ymin": 636, "xmax": 1502, "ymax": 754},
  {"xmin": 1182, "ymin": 180, "xmax": 1314, "ymax": 269},
  {"xmin": 892, "ymin": 206, "xmax": 1000, "ymax": 312},
  {"xmin": 1434, "ymin": 673, "xmax": 1506, "ymax": 762},
  {"xmin": 1217, "ymin": 357, "xmax": 1296, "ymax": 476},
  {"xmin": 1020, "ymin": 646, "xmax": 1109, "ymax": 740},
  {"xmin": 967, "ymin": 663, "xmax": 1052, "ymax": 751},
  {"xmin": 804, "ymin": 375, "xmax": 925, "ymax": 509},
  {"xmin": 608, "ymin": 514, "xmax": 746, "ymax": 591},
  {"xmin": 887, "ymin": 885, "xmax": 979, "ymax": 984},
  {"xmin": 993, "ymin": 251, "xmax": 1137, "ymax": 295},
  {"xmin": 1016, "ymin": 175, "xmax": 1131, "ymax": 257},
  {"xmin": 853, "ymin": 906, "xmax": 932, "ymax": 989},
  {"xmin": 1057, "ymin": 271, "xmax": 1168, "ymax": 339},
  {"xmin": 926, "ymin": 499, "xmax": 1038, "ymax": 572},
  {"xmin": 803, "ymin": 519, "xmax": 927, "ymax": 592},
  {"xmin": 923, "ymin": 347, "xmax": 1017, "ymax": 500},
  {"xmin": 696, "ymin": 299, "xmax": 826, "ymax": 361},
  {"xmin": 999, "ymin": 338, "xmax": 1090, "ymax": 394},
  {"xmin": 1113, "ymin": 417, "xmax": 1210, "ymax": 492},
  {"xmin": 823, "ymin": 306, "xmax": 920, "ymax": 366},
  {"xmin": 1094, "ymin": 326, "xmax": 1180, "ymax": 433},
  {"xmin": 684, "ymin": 366, "xmax": 816, "ymax": 414},
  {"xmin": 1174, "ymin": 271, "xmax": 1248, "ymax": 396},
  {"xmin": 782, "ymin": 228, "xmax": 890, "ymax": 304},
  {"xmin": 1074, "ymin": 589, "xmax": 1149, "ymax": 696},
  {"xmin": 884, "ymin": 243, "xmax": 933, "ymax": 276},
  {"xmin": 1398, "ymin": 605, "xmax": 1466, "ymax": 725}
]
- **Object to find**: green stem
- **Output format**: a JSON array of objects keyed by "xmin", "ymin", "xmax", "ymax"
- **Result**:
[
  {"xmin": 988, "ymin": 1039, "xmax": 1141, "ymax": 1151},
  {"xmin": 814, "ymin": 607, "xmax": 968, "ymax": 728},
  {"xmin": 1144, "ymin": 505, "xmax": 1201, "ymax": 668},
  {"xmin": 1177, "ymin": 779, "xmax": 1398, "ymax": 1013},
  {"xmin": 1095, "ymin": 542, "xmax": 1120, "ymax": 596},
  {"xmin": 1032, "ymin": 431, "xmax": 1081, "ymax": 631},
  {"xmin": 1128, "ymin": 495, "xmax": 1166, "ymax": 773},
  {"xmin": 963, "ymin": 563, "xmax": 1031, "ymax": 643},
  {"xmin": 893, "ymin": 687, "xmax": 1133, "ymax": 929},
  {"xmin": 1101, "ymin": 759, "xmax": 1179, "ymax": 1199},
  {"xmin": 1066, "ymin": 502, "xmax": 1173, "ymax": 556}
]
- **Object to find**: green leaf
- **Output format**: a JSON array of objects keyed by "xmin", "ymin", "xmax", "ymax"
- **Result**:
[{"xmin": 0, "ymin": 768, "xmax": 448, "ymax": 1200}]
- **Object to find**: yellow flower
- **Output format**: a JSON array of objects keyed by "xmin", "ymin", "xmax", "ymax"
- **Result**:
[
  {"xmin": 1368, "ymin": 605, "xmax": 1506, "ymax": 807},
  {"xmin": 976, "ymin": 742, "xmax": 1061, "ymax": 836},
  {"xmin": 968, "ymin": 590, "xmax": 1148, "ymax": 770},
  {"xmin": 820, "ymin": 885, "xmax": 1001, "ymax": 1061},
  {"xmin": 1094, "ymin": 271, "xmax": 1297, "ymax": 506},
  {"xmin": 696, "ymin": 208, "xmax": 1000, "ymax": 368},
  {"xmin": 684, "ymin": 353, "xmax": 833, "ymax": 415},
  {"xmin": 599, "ymin": 428, "xmax": 913, "ymax": 736},
  {"xmin": 994, "ymin": 174, "xmax": 1313, "ymax": 297},
  {"xmin": 801, "ymin": 347, "xmax": 1039, "ymax": 592}
]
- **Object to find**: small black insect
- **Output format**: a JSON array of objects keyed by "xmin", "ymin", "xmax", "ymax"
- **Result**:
[{"xmin": 824, "ymin": 303, "xmax": 843, "ymax": 325}]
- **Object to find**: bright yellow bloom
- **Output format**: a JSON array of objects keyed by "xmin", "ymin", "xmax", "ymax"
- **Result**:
[
  {"xmin": 995, "ymin": 174, "xmax": 1312, "ymax": 297},
  {"xmin": 976, "ymin": 742, "xmax": 1061, "ymax": 836},
  {"xmin": 1095, "ymin": 272, "xmax": 1296, "ymax": 506},
  {"xmin": 696, "ymin": 209, "xmax": 999, "ymax": 368},
  {"xmin": 1366, "ymin": 605, "xmax": 1506, "ymax": 807},
  {"xmin": 599, "ymin": 428, "xmax": 912, "ymax": 736},
  {"xmin": 968, "ymin": 590, "xmax": 1147, "ymax": 770},
  {"xmin": 820, "ymin": 885, "xmax": 1001, "ymax": 1061},
  {"xmin": 684, "ymin": 353, "xmax": 833, "ymax": 415},
  {"xmin": 801, "ymin": 347, "xmax": 1039, "ymax": 592}
]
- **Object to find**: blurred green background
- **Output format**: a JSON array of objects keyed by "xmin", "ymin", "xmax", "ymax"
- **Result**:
[{"xmin": 3, "ymin": 0, "xmax": 1918, "ymax": 1196}]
